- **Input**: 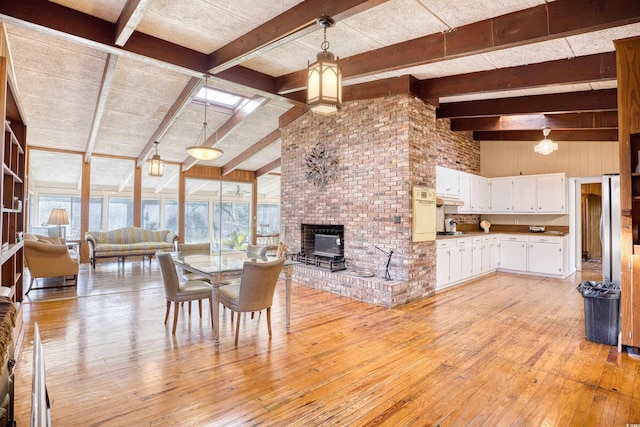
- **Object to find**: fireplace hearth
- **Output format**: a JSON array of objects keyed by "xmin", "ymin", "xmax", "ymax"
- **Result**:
[{"xmin": 296, "ymin": 224, "xmax": 346, "ymax": 271}]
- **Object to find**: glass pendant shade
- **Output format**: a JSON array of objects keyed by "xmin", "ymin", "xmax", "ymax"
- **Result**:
[
  {"xmin": 186, "ymin": 145, "xmax": 223, "ymax": 160},
  {"xmin": 534, "ymin": 127, "xmax": 557, "ymax": 155},
  {"xmin": 187, "ymin": 76, "xmax": 224, "ymax": 160}
]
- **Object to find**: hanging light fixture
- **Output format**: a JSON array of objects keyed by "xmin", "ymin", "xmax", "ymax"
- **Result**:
[
  {"xmin": 534, "ymin": 127, "xmax": 558, "ymax": 155},
  {"xmin": 148, "ymin": 141, "xmax": 164, "ymax": 177},
  {"xmin": 186, "ymin": 76, "xmax": 224, "ymax": 160},
  {"xmin": 307, "ymin": 16, "xmax": 342, "ymax": 115}
]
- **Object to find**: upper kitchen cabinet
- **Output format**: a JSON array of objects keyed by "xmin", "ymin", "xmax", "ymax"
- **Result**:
[
  {"xmin": 489, "ymin": 177, "xmax": 513, "ymax": 213},
  {"xmin": 536, "ymin": 173, "xmax": 566, "ymax": 213},
  {"xmin": 436, "ymin": 166, "xmax": 459, "ymax": 198},
  {"xmin": 489, "ymin": 173, "xmax": 566, "ymax": 215},
  {"xmin": 513, "ymin": 176, "xmax": 537, "ymax": 213},
  {"xmin": 459, "ymin": 173, "xmax": 489, "ymax": 214}
]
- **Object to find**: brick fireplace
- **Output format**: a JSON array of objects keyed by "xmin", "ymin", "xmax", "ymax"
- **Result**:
[{"xmin": 280, "ymin": 93, "xmax": 479, "ymax": 307}]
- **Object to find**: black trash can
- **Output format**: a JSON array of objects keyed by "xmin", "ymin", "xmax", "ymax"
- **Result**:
[{"xmin": 577, "ymin": 281, "xmax": 620, "ymax": 346}]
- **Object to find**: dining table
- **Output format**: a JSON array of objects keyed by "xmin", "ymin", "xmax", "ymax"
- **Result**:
[{"xmin": 171, "ymin": 250, "xmax": 299, "ymax": 352}]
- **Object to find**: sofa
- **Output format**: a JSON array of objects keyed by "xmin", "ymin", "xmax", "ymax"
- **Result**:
[
  {"xmin": 23, "ymin": 233, "xmax": 80, "ymax": 293},
  {"xmin": 85, "ymin": 227, "xmax": 178, "ymax": 269}
]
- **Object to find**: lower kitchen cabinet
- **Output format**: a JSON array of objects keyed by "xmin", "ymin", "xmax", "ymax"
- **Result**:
[
  {"xmin": 471, "ymin": 237, "xmax": 482, "ymax": 276},
  {"xmin": 499, "ymin": 235, "xmax": 528, "ymax": 271},
  {"xmin": 435, "ymin": 233, "xmax": 568, "ymax": 291},
  {"xmin": 528, "ymin": 235, "xmax": 566, "ymax": 275},
  {"xmin": 458, "ymin": 238, "xmax": 473, "ymax": 280}
]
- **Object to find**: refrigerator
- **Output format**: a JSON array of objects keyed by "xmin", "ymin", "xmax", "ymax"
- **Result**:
[{"xmin": 601, "ymin": 174, "xmax": 621, "ymax": 285}]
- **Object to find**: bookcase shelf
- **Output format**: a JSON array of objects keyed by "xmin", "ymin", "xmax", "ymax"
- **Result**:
[{"xmin": 0, "ymin": 53, "xmax": 26, "ymax": 303}]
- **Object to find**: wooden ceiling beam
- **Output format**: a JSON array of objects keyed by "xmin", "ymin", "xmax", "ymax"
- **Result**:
[
  {"xmin": 420, "ymin": 52, "xmax": 616, "ymax": 100},
  {"xmin": 114, "ymin": 0, "xmax": 151, "ymax": 46},
  {"xmin": 0, "ymin": 0, "xmax": 290, "ymax": 101},
  {"xmin": 474, "ymin": 129, "xmax": 618, "ymax": 141},
  {"xmin": 207, "ymin": 0, "xmax": 389, "ymax": 73},
  {"xmin": 437, "ymin": 89, "xmax": 618, "ymax": 119},
  {"xmin": 222, "ymin": 129, "xmax": 281, "ymax": 176},
  {"xmin": 451, "ymin": 111, "xmax": 619, "ymax": 131},
  {"xmin": 275, "ymin": 0, "xmax": 640, "ymax": 93},
  {"xmin": 136, "ymin": 76, "xmax": 202, "ymax": 168},
  {"xmin": 182, "ymin": 96, "xmax": 270, "ymax": 171},
  {"xmin": 255, "ymin": 159, "xmax": 281, "ymax": 178},
  {"xmin": 84, "ymin": 54, "xmax": 118, "ymax": 163}
]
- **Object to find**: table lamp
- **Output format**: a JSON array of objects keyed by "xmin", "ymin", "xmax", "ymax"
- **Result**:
[{"xmin": 47, "ymin": 208, "xmax": 69, "ymax": 240}]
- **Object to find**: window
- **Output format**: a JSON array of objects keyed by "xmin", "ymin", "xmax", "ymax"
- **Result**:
[
  {"xmin": 185, "ymin": 201, "xmax": 209, "ymax": 244},
  {"xmin": 141, "ymin": 200, "xmax": 161, "ymax": 230},
  {"xmin": 215, "ymin": 201, "xmax": 250, "ymax": 250},
  {"xmin": 257, "ymin": 203, "xmax": 280, "ymax": 233},
  {"xmin": 165, "ymin": 200, "xmax": 178, "ymax": 234},
  {"xmin": 108, "ymin": 198, "xmax": 134, "ymax": 229}
]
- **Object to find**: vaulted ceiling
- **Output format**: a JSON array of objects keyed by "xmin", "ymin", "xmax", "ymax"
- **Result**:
[{"xmin": 1, "ymin": 0, "xmax": 638, "ymax": 192}]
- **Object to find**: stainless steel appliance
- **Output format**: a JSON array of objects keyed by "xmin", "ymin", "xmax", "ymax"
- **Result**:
[{"xmin": 601, "ymin": 174, "xmax": 621, "ymax": 285}]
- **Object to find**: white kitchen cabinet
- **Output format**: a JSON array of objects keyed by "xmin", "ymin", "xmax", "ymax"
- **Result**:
[
  {"xmin": 512, "ymin": 176, "xmax": 537, "ymax": 213},
  {"xmin": 480, "ymin": 235, "xmax": 499, "ymax": 273},
  {"xmin": 436, "ymin": 242, "xmax": 451, "ymax": 288},
  {"xmin": 489, "ymin": 236, "xmax": 500, "ymax": 270},
  {"xmin": 499, "ymin": 235, "xmax": 528, "ymax": 271},
  {"xmin": 458, "ymin": 172, "xmax": 471, "ymax": 213},
  {"xmin": 528, "ymin": 235, "xmax": 564, "ymax": 275},
  {"xmin": 472, "ymin": 237, "xmax": 482, "ymax": 276},
  {"xmin": 488, "ymin": 173, "xmax": 566, "ymax": 214},
  {"xmin": 489, "ymin": 178, "xmax": 513, "ymax": 213},
  {"xmin": 471, "ymin": 175, "xmax": 490, "ymax": 213},
  {"xmin": 536, "ymin": 173, "xmax": 566, "ymax": 213},
  {"xmin": 449, "ymin": 246, "xmax": 462, "ymax": 284},
  {"xmin": 436, "ymin": 166, "xmax": 460, "ymax": 198},
  {"xmin": 457, "ymin": 238, "xmax": 473, "ymax": 280}
]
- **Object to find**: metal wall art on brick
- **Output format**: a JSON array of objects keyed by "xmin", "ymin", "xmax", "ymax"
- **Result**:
[{"xmin": 303, "ymin": 141, "xmax": 337, "ymax": 190}]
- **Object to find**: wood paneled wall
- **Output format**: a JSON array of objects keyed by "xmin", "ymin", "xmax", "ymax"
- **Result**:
[{"xmin": 480, "ymin": 140, "xmax": 618, "ymax": 178}]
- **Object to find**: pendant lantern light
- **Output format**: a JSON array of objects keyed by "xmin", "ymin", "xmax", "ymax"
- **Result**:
[{"xmin": 307, "ymin": 16, "xmax": 342, "ymax": 115}]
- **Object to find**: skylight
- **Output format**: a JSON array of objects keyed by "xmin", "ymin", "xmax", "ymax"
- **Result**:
[{"xmin": 194, "ymin": 86, "xmax": 243, "ymax": 108}]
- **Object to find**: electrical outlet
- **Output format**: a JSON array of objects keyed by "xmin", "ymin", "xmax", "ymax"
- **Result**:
[{"xmin": 393, "ymin": 215, "xmax": 401, "ymax": 224}]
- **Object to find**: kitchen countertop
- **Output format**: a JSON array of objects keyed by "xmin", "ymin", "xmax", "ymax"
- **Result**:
[{"xmin": 435, "ymin": 230, "xmax": 568, "ymax": 239}]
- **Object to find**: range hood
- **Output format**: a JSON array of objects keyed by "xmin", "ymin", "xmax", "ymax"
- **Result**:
[{"xmin": 436, "ymin": 196, "xmax": 464, "ymax": 207}]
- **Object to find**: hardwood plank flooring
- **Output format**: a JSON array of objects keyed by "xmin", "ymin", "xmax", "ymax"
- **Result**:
[{"xmin": 12, "ymin": 260, "xmax": 640, "ymax": 426}]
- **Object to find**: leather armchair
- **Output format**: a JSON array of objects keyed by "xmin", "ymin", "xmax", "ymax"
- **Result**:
[{"xmin": 24, "ymin": 235, "xmax": 79, "ymax": 294}]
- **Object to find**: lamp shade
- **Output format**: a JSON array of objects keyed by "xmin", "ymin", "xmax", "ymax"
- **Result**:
[
  {"xmin": 186, "ymin": 145, "xmax": 223, "ymax": 161},
  {"xmin": 308, "ymin": 51, "xmax": 342, "ymax": 115},
  {"xmin": 148, "ymin": 153, "xmax": 164, "ymax": 176},
  {"xmin": 47, "ymin": 208, "xmax": 69, "ymax": 226},
  {"xmin": 534, "ymin": 140, "xmax": 558, "ymax": 155},
  {"xmin": 148, "ymin": 141, "xmax": 164, "ymax": 176}
]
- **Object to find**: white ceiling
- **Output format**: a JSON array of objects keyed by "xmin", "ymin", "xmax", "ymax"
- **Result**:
[{"xmin": 2, "ymin": 0, "xmax": 639, "ymax": 197}]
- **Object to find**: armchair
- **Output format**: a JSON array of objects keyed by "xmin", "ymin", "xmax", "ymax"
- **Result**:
[{"xmin": 23, "ymin": 234, "xmax": 79, "ymax": 294}]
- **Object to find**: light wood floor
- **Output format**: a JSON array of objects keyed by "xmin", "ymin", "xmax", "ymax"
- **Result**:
[{"xmin": 13, "ymin": 260, "xmax": 640, "ymax": 426}]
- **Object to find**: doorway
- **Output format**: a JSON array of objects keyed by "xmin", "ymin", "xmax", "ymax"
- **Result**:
[{"xmin": 571, "ymin": 177, "xmax": 602, "ymax": 273}]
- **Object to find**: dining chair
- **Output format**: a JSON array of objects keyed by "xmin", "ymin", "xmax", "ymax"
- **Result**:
[
  {"xmin": 221, "ymin": 244, "xmax": 268, "ymax": 287},
  {"xmin": 156, "ymin": 251, "xmax": 214, "ymax": 334},
  {"xmin": 219, "ymin": 257, "xmax": 285, "ymax": 346},
  {"xmin": 178, "ymin": 243, "xmax": 211, "ymax": 282}
]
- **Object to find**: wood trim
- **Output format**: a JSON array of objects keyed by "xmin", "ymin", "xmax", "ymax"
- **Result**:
[
  {"xmin": 473, "ymin": 129, "xmax": 618, "ymax": 141},
  {"xmin": 419, "ymin": 52, "xmax": 617, "ymax": 99},
  {"xmin": 114, "ymin": 0, "xmax": 151, "ymax": 47},
  {"xmin": 133, "ymin": 166, "xmax": 141, "ymax": 227},
  {"xmin": 275, "ymin": 0, "xmax": 640, "ymax": 93},
  {"xmin": 207, "ymin": 0, "xmax": 389, "ymax": 73},
  {"xmin": 452, "ymin": 112, "xmax": 619, "ymax": 131},
  {"xmin": 222, "ymin": 130, "xmax": 280, "ymax": 176},
  {"xmin": 136, "ymin": 76, "xmax": 202, "ymax": 168},
  {"xmin": 614, "ymin": 36, "xmax": 640, "ymax": 348},
  {"xmin": 437, "ymin": 89, "xmax": 618, "ymax": 119},
  {"xmin": 256, "ymin": 159, "xmax": 281, "ymax": 177},
  {"xmin": 80, "ymin": 154, "xmax": 91, "ymax": 262}
]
